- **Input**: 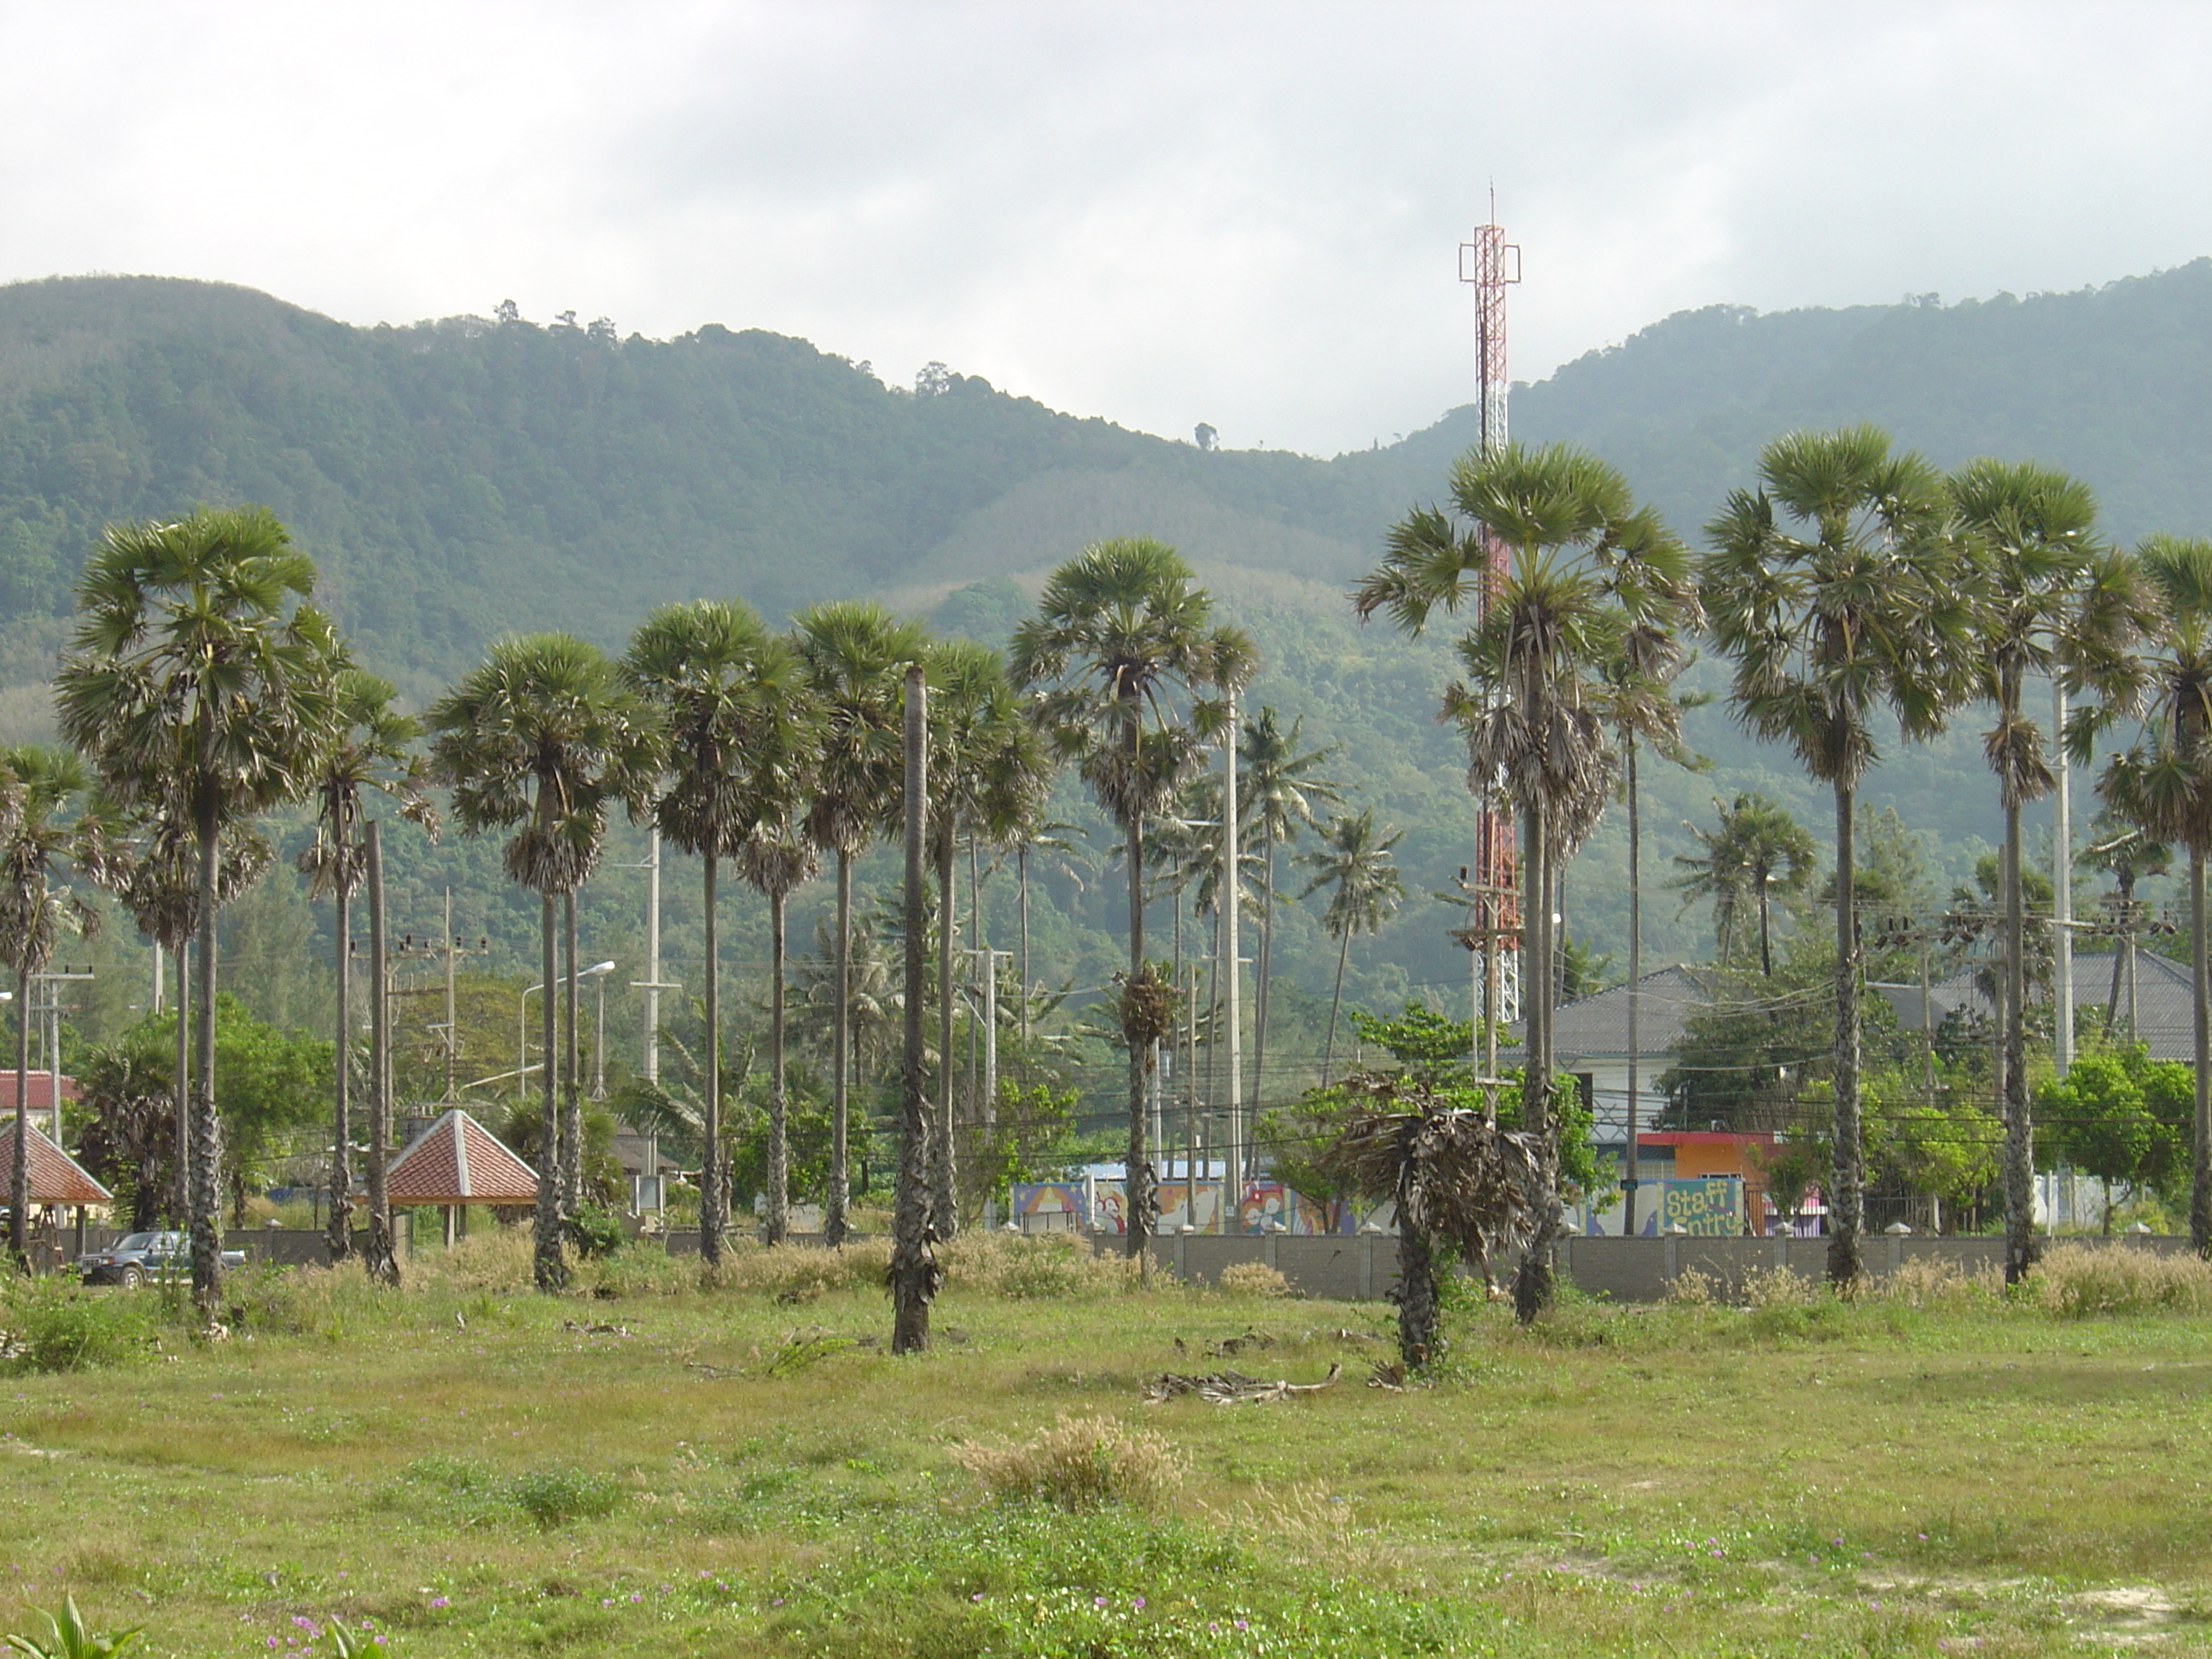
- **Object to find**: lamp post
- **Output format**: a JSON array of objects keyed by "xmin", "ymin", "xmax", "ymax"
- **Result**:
[{"xmin": 518, "ymin": 961, "xmax": 616, "ymax": 1100}]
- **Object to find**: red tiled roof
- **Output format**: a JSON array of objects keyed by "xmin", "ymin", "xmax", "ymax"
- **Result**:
[
  {"xmin": 0, "ymin": 1118, "xmax": 113, "ymax": 1206},
  {"xmin": 386, "ymin": 1109, "xmax": 538, "ymax": 1205},
  {"xmin": 0, "ymin": 1074, "xmax": 79, "ymax": 1111}
]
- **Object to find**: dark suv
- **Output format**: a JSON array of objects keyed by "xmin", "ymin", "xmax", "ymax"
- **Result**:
[{"xmin": 79, "ymin": 1231, "xmax": 245, "ymax": 1287}]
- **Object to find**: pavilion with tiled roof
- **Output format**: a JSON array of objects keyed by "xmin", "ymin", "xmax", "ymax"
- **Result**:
[
  {"xmin": 384, "ymin": 1108, "xmax": 538, "ymax": 1243},
  {"xmin": 0, "ymin": 1118, "xmax": 113, "ymax": 1208}
]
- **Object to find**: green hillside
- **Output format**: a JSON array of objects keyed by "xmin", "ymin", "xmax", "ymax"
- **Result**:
[{"xmin": 9, "ymin": 264, "xmax": 2212, "ymax": 1115}]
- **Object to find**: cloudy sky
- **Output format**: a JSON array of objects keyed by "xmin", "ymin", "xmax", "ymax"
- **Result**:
[{"xmin": 3, "ymin": 2, "xmax": 2209, "ymax": 457}]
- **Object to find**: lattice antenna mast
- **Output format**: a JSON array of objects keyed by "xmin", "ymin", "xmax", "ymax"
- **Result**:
[{"xmin": 1457, "ymin": 194, "xmax": 1523, "ymax": 1043}]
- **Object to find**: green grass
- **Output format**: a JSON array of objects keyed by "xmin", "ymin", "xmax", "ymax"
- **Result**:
[{"xmin": 3, "ymin": 1233, "xmax": 2210, "ymax": 1656}]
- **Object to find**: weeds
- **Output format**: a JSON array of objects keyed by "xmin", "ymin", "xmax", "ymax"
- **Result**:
[
  {"xmin": 0, "ymin": 1278, "xmax": 154, "ymax": 1375},
  {"xmin": 1214, "ymin": 1260, "xmax": 1293, "ymax": 1298},
  {"xmin": 2030, "ymin": 1242, "xmax": 2212, "ymax": 1316},
  {"xmin": 952, "ymin": 1413, "xmax": 1190, "ymax": 1512}
]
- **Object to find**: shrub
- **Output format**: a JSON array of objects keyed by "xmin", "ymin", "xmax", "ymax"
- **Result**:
[
  {"xmin": 1216, "ymin": 1260, "xmax": 1293, "ymax": 1299},
  {"xmin": 565, "ymin": 1202, "xmax": 627, "ymax": 1260},
  {"xmin": 939, "ymin": 1231, "xmax": 1139, "ymax": 1298},
  {"xmin": 952, "ymin": 1413, "xmax": 1190, "ymax": 1513},
  {"xmin": 2031, "ymin": 1243, "xmax": 2212, "ymax": 1317},
  {"xmin": 227, "ymin": 1260, "xmax": 389, "ymax": 1338},
  {"xmin": 570, "ymin": 1240, "xmax": 694, "ymax": 1298},
  {"xmin": 507, "ymin": 1467, "xmax": 623, "ymax": 1527},
  {"xmin": 0, "ymin": 1277, "xmax": 154, "ymax": 1374},
  {"xmin": 1662, "ymin": 1266, "xmax": 1718, "ymax": 1306}
]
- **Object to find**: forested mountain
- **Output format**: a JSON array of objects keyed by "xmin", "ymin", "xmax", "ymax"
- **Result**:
[{"xmin": 8, "ymin": 261, "xmax": 2212, "ymax": 1101}]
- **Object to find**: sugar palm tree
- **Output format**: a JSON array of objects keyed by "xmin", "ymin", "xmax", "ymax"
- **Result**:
[
  {"xmin": 923, "ymin": 638, "xmax": 1051, "ymax": 1236},
  {"xmin": 1672, "ymin": 793, "xmax": 1817, "ymax": 975},
  {"xmin": 739, "ymin": 818, "xmax": 819, "ymax": 1245},
  {"xmin": 296, "ymin": 668, "xmax": 435, "ymax": 1271},
  {"xmin": 1948, "ymin": 458, "xmax": 2152, "ymax": 1284},
  {"xmin": 1297, "ymin": 805, "xmax": 1404, "ymax": 1086},
  {"xmin": 1012, "ymin": 539, "xmax": 1255, "ymax": 1262},
  {"xmin": 1323, "ymin": 1074, "xmax": 1541, "ymax": 1370},
  {"xmin": 1359, "ymin": 441, "xmax": 1690, "ymax": 1320},
  {"xmin": 102, "ymin": 810, "xmax": 271, "ymax": 1226},
  {"xmin": 1702, "ymin": 425, "xmax": 1976, "ymax": 1287},
  {"xmin": 0, "ymin": 749, "xmax": 109, "ymax": 1269},
  {"xmin": 1238, "ymin": 707, "xmax": 1339, "ymax": 1114},
  {"xmin": 793, "ymin": 602, "xmax": 932, "ymax": 1246},
  {"xmin": 55, "ymin": 506, "xmax": 342, "ymax": 1313},
  {"xmin": 623, "ymin": 599, "xmax": 818, "ymax": 1266},
  {"xmin": 2081, "ymin": 810, "xmax": 2169, "ymax": 1036},
  {"xmin": 427, "ymin": 633, "xmax": 663, "ymax": 1290},
  {"xmin": 2098, "ymin": 535, "xmax": 2212, "ymax": 1256}
]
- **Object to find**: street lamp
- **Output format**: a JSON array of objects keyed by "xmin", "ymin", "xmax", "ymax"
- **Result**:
[{"xmin": 517, "ymin": 961, "xmax": 617, "ymax": 1093}]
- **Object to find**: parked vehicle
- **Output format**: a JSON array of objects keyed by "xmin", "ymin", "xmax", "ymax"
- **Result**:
[{"xmin": 78, "ymin": 1231, "xmax": 246, "ymax": 1287}]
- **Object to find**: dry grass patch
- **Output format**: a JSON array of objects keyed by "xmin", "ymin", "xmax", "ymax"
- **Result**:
[
  {"xmin": 2032, "ymin": 1242, "xmax": 2212, "ymax": 1316},
  {"xmin": 1215, "ymin": 1260, "xmax": 1293, "ymax": 1298},
  {"xmin": 952, "ymin": 1412, "xmax": 1190, "ymax": 1512}
]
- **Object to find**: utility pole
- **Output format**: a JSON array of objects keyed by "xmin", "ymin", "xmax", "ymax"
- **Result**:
[
  {"xmin": 961, "ymin": 946, "xmax": 1010, "ymax": 1132},
  {"xmin": 616, "ymin": 833, "xmax": 678, "ymax": 1210},
  {"xmin": 32, "ymin": 968, "xmax": 93, "ymax": 1144}
]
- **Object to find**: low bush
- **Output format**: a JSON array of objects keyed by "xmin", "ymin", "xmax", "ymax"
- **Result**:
[
  {"xmin": 569, "ymin": 1239, "xmax": 694, "ymax": 1298},
  {"xmin": 2030, "ymin": 1242, "xmax": 2212, "ymax": 1317},
  {"xmin": 1215, "ymin": 1260, "xmax": 1293, "ymax": 1298},
  {"xmin": 952, "ymin": 1413, "xmax": 1190, "ymax": 1513},
  {"xmin": 410, "ymin": 1225, "xmax": 536, "ymax": 1294},
  {"xmin": 0, "ymin": 1276, "xmax": 154, "ymax": 1374},
  {"xmin": 1874, "ymin": 1254, "xmax": 1994, "ymax": 1312},
  {"xmin": 1739, "ymin": 1265, "xmax": 1820, "ymax": 1308},
  {"xmin": 1662, "ymin": 1266, "xmax": 1719, "ymax": 1306},
  {"xmin": 507, "ymin": 1467, "xmax": 623, "ymax": 1527}
]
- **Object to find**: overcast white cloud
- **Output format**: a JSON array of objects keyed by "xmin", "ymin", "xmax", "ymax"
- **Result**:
[{"xmin": 2, "ymin": 1, "xmax": 2209, "ymax": 456}]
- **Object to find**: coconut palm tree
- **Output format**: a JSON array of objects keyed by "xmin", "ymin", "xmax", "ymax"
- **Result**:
[
  {"xmin": 296, "ymin": 669, "xmax": 435, "ymax": 1270},
  {"xmin": 426, "ymin": 633, "xmax": 663, "ymax": 1290},
  {"xmin": 1948, "ymin": 458, "xmax": 2152, "ymax": 1284},
  {"xmin": 1702, "ymin": 425, "xmax": 1977, "ymax": 1287},
  {"xmin": 2098, "ymin": 535, "xmax": 2212, "ymax": 1257},
  {"xmin": 793, "ymin": 603, "xmax": 930, "ymax": 1246},
  {"xmin": 923, "ymin": 638, "xmax": 1051, "ymax": 1236},
  {"xmin": 1671, "ymin": 793, "xmax": 1818, "ymax": 975},
  {"xmin": 0, "ymin": 749, "xmax": 108, "ymax": 1269},
  {"xmin": 1011, "ymin": 539, "xmax": 1255, "ymax": 1262},
  {"xmin": 1322, "ymin": 1074, "xmax": 1541, "ymax": 1370},
  {"xmin": 55, "ymin": 506, "xmax": 342, "ymax": 1313},
  {"xmin": 1296, "ymin": 806, "xmax": 1404, "ymax": 1086},
  {"xmin": 1359, "ymin": 441, "xmax": 1690, "ymax": 1320},
  {"xmin": 623, "ymin": 600, "xmax": 818, "ymax": 1266},
  {"xmin": 1238, "ymin": 707, "xmax": 1339, "ymax": 1114}
]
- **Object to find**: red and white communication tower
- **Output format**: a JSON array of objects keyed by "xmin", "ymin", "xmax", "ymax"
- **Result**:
[{"xmin": 1458, "ymin": 201, "xmax": 1522, "ymax": 1037}]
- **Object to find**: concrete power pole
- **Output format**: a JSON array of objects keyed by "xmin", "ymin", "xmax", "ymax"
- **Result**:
[{"xmin": 1223, "ymin": 685, "xmax": 1243, "ymax": 1197}]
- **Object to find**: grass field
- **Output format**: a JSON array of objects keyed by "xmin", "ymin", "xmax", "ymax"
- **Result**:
[{"xmin": 3, "ymin": 1233, "xmax": 2209, "ymax": 1657}]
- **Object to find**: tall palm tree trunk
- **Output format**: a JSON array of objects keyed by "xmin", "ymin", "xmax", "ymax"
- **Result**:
[
  {"xmin": 890, "ymin": 665, "xmax": 936, "ymax": 1351},
  {"xmin": 932, "ymin": 837, "xmax": 959, "ymax": 1238},
  {"xmin": 1017, "ymin": 847, "xmax": 1031, "ymax": 1048},
  {"xmin": 1395, "ymin": 1146, "xmax": 1440, "ymax": 1367},
  {"xmin": 172, "ymin": 940, "xmax": 189, "ymax": 1228},
  {"xmin": 10, "ymin": 962, "xmax": 30, "ymax": 1269},
  {"xmin": 326, "ymin": 877, "xmax": 352, "ymax": 1264},
  {"xmin": 189, "ymin": 794, "xmax": 224, "ymax": 1316},
  {"xmin": 1513, "ymin": 800, "xmax": 1556, "ymax": 1324},
  {"xmin": 1624, "ymin": 736, "xmax": 1643, "ymax": 1239},
  {"xmin": 364, "ymin": 821, "xmax": 398, "ymax": 1285},
  {"xmin": 1321, "ymin": 928, "xmax": 1350, "ymax": 1089},
  {"xmin": 1124, "ymin": 803, "xmax": 1151, "ymax": 1265},
  {"xmin": 533, "ymin": 892, "xmax": 565, "ymax": 1290},
  {"xmin": 562, "ymin": 891, "xmax": 582, "ymax": 1218},
  {"xmin": 2002, "ymin": 797, "xmax": 2037, "ymax": 1284},
  {"xmin": 1253, "ymin": 824, "xmax": 1274, "ymax": 1116},
  {"xmin": 826, "ymin": 850, "xmax": 853, "ymax": 1247},
  {"xmin": 1828, "ymin": 782, "xmax": 1865, "ymax": 1286},
  {"xmin": 701, "ymin": 853, "xmax": 724, "ymax": 1267},
  {"xmin": 2192, "ymin": 847, "xmax": 2211, "ymax": 1257},
  {"xmin": 765, "ymin": 886, "xmax": 790, "ymax": 1245}
]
